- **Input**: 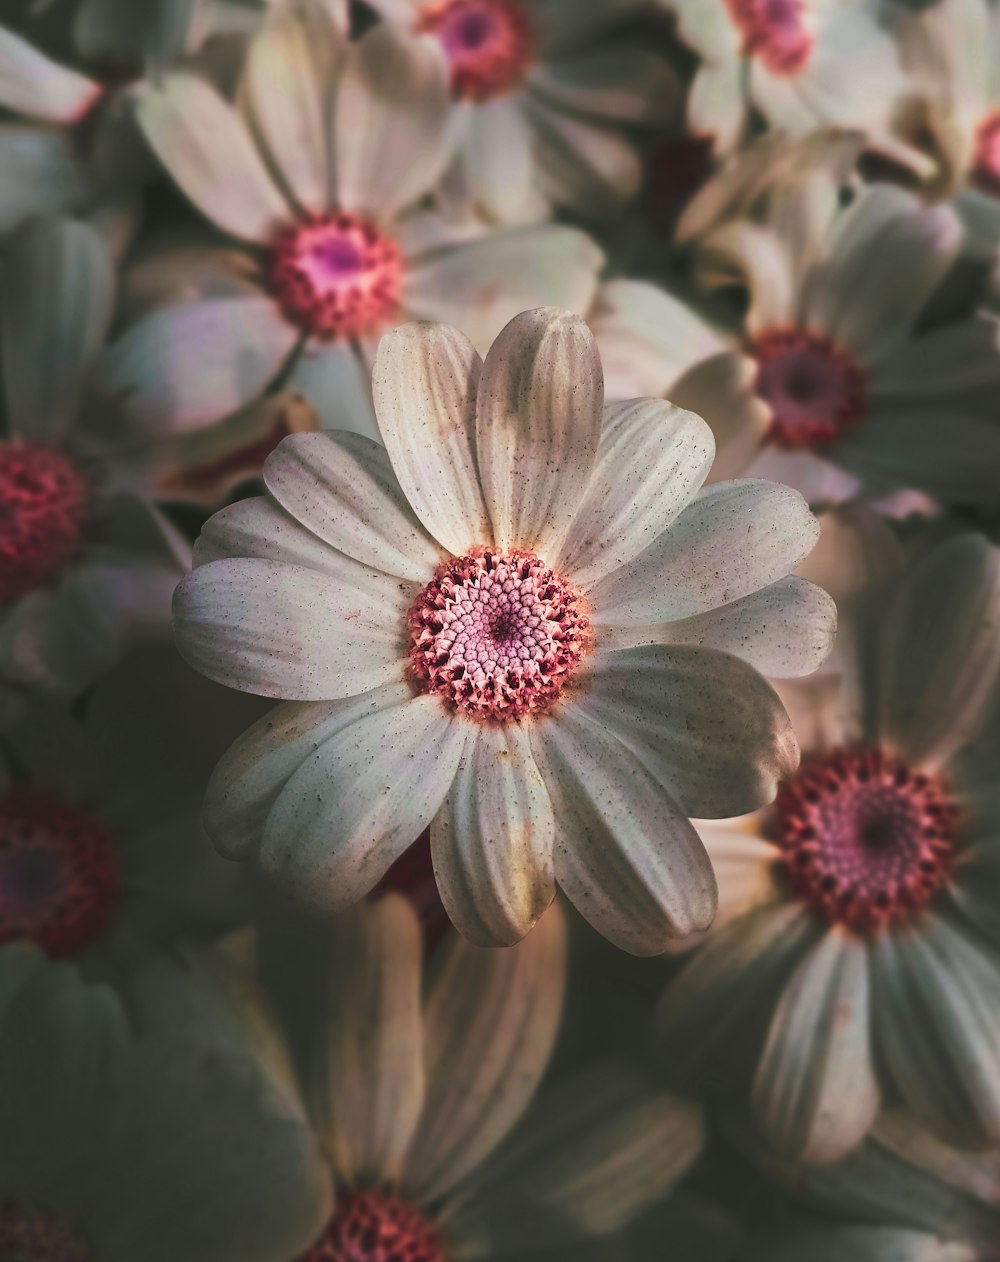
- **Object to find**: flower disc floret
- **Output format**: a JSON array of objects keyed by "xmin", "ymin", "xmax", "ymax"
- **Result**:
[
  {"xmin": 269, "ymin": 214, "xmax": 403, "ymax": 342},
  {"xmin": 0, "ymin": 787, "xmax": 120, "ymax": 957},
  {"xmin": 408, "ymin": 549, "xmax": 589, "ymax": 722},
  {"xmin": 0, "ymin": 1201, "xmax": 90, "ymax": 1262},
  {"xmin": 418, "ymin": 0, "xmax": 536, "ymax": 101},
  {"xmin": 0, "ymin": 443, "xmax": 88, "ymax": 603},
  {"xmin": 296, "ymin": 1191, "xmax": 443, "ymax": 1262},
  {"xmin": 724, "ymin": 0, "xmax": 813, "ymax": 75},
  {"xmin": 775, "ymin": 747, "xmax": 958, "ymax": 933},
  {"xmin": 751, "ymin": 327, "xmax": 866, "ymax": 448}
]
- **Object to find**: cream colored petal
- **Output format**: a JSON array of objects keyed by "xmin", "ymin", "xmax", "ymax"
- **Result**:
[
  {"xmin": 194, "ymin": 495, "xmax": 359, "ymax": 572},
  {"xmin": 697, "ymin": 221, "xmax": 796, "ymax": 333},
  {"xmin": 0, "ymin": 25, "xmax": 100, "ymax": 122},
  {"xmin": 688, "ymin": 62, "xmax": 747, "ymax": 153},
  {"xmin": 668, "ymin": 352, "xmax": 770, "ymax": 483}
]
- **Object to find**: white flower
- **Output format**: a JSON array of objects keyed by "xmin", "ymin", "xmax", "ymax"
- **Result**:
[
  {"xmin": 174, "ymin": 307, "xmax": 833, "ymax": 954},
  {"xmin": 657, "ymin": 509, "xmax": 1000, "ymax": 1161}
]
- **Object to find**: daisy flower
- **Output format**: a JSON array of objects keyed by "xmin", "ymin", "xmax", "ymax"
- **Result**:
[
  {"xmin": 591, "ymin": 178, "xmax": 1000, "ymax": 509},
  {"xmin": 364, "ymin": 0, "xmax": 678, "ymax": 223},
  {"xmin": 256, "ymin": 894, "xmax": 707, "ymax": 1259},
  {"xmin": 657, "ymin": 509, "xmax": 1000, "ymax": 1162},
  {"xmin": 174, "ymin": 307, "xmax": 833, "ymax": 954},
  {"xmin": 0, "ymin": 214, "xmax": 187, "ymax": 715},
  {"xmin": 118, "ymin": 5, "xmax": 603, "ymax": 447}
]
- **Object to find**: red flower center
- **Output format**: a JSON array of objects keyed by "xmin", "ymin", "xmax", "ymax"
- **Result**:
[
  {"xmin": 0, "ymin": 1201, "xmax": 90, "ymax": 1262},
  {"xmin": 0, "ymin": 787, "xmax": 120, "ymax": 957},
  {"xmin": 418, "ymin": 0, "xmax": 536, "ymax": 101},
  {"xmin": 751, "ymin": 327, "xmax": 866, "ymax": 448},
  {"xmin": 0, "ymin": 444, "xmax": 88, "ymax": 604},
  {"xmin": 972, "ymin": 111, "xmax": 1000, "ymax": 198},
  {"xmin": 295, "ymin": 1191, "xmax": 443, "ymax": 1262},
  {"xmin": 724, "ymin": 0, "xmax": 812, "ymax": 75},
  {"xmin": 409, "ymin": 549, "xmax": 589, "ymax": 722},
  {"xmin": 269, "ymin": 214, "xmax": 403, "ymax": 342},
  {"xmin": 776, "ymin": 748, "xmax": 958, "ymax": 933}
]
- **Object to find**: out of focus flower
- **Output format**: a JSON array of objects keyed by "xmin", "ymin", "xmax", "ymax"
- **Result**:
[
  {"xmin": 593, "ymin": 177, "xmax": 1000, "ymax": 509},
  {"xmin": 0, "ymin": 214, "xmax": 187, "ymax": 714},
  {"xmin": 119, "ymin": 5, "xmax": 603, "ymax": 452},
  {"xmin": 174, "ymin": 308, "xmax": 833, "ymax": 953},
  {"xmin": 740, "ymin": 1225, "xmax": 975, "ymax": 1260},
  {"xmin": 657, "ymin": 509, "xmax": 1000, "ymax": 1161},
  {"xmin": 366, "ymin": 0, "xmax": 678, "ymax": 223}
]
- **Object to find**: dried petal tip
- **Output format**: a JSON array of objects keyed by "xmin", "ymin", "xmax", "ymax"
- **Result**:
[
  {"xmin": 0, "ymin": 443, "xmax": 88, "ymax": 603},
  {"xmin": 296, "ymin": 1192, "xmax": 443, "ymax": 1262}
]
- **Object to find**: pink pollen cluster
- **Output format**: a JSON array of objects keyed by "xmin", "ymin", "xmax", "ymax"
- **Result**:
[
  {"xmin": 269, "ymin": 214, "xmax": 403, "ymax": 342},
  {"xmin": 0, "ymin": 787, "xmax": 121, "ymax": 958},
  {"xmin": 408, "ymin": 549, "xmax": 589, "ymax": 722},
  {"xmin": 775, "ymin": 747, "xmax": 958, "ymax": 934},
  {"xmin": 972, "ymin": 111, "xmax": 1000, "ymax": 199},
  {"xmin": 295, "ymin": 1191, "xmax": 443, "ymax": 1262},
  {"xmin": 418, "ymin": 0, "xmax": 536, "ymax": 102},
  {"xmin": 751, "ymin": 326, "xmax": 867, "ymax": 448},
  {"xmin": 0, "ymin": 1201, "xmax": 90, "ymax": 1262},
  {"xmin": 0, "ymin": 443, "xmax": 88, "ymax": 604},
  {"xmin": 724, "ymin": 0, "xmax": 813, "ymax": 75}
]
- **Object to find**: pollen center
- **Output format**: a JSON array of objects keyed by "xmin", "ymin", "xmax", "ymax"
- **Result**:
[
  {"xmin": 0, "ymin": 1201, "xmax": 90, "ymax": 1262},
  {"xmin": 972, "ymin": 111, "xmax": 1000, "ymax": 198},
  {"xmin": 724, "ymin": 0, "xmax": 812, "ymax": 75},
  {"xmin": 775, "ymin": 748, "xmax": 958, "ymax": 933},
  {"xmin": 295, "ymin": 1191, "xmax": 443, "ymax": 1262},
  {"xmin": 0, "ymin": 787, "xmax": 121, "ymax": 958},
  {"xmin": 418, "ymin": 0, "xmax": 536, "ymax": 101},
  {"xmin": 408, "ymin": 549, "xmax": 589, "ymax": 722},
  {"xmin": 751, "ymin": 327, "xmax": 866, "ymax": 448},
  {"xmin": 268, "ymin": 214, "xmax": 403, "ymax": 342},
  {"xmin": 0, "ymin": 443, "xmax": 88, "ymax": 604}
]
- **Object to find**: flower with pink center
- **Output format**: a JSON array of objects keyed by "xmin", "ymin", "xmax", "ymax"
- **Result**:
[
  {"xmin": 657, "ymin": 508, "xmax": 1000, "ymax": 1164},
  {"xmin": 175, "ymin": 307, "xmax": 834, "ymax": 954},
  {"xmin": 749, "ymin": 328, "xmax": 866, "ymax": 449},
  {"xmin": 418, "ymin": 0, "xmax": 536, "ymax": 102},
  {"xmin": 724, "ymin": 0, "xmax": 812, "ymax": 75}
]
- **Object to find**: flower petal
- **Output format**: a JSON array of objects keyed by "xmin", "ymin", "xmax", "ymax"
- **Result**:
[
  {"xmin": 193, "ymin": 495, "xmax": 348, "ymax": 572},
  {"xmin": 371, "ymin": 322, "xmax": 491, "ymax": 555},
  {"xmin": 743, "ymin": 1227, "xmax": 975, "ymax": 1262},
  {"xmin": 476, "ymin": 307, "xmax": 603, "ymax": 557},
  {"xmin": 557, "ymin": 400, "xmax": 714, "ymax": 587},
  {"xmin": 0, "ymin": 25, "xmax": 100, "ymax": 121},
  {"xmin": 431, "ymin": 723, "xmax": 555, "ymax": 948},
  {"xmin": 173, "ymin": 557, "xmax": 410, "ymax": 699},
  {"xmin": 668, "ymin": 352, "xmax": 770, "ymax": 482}
]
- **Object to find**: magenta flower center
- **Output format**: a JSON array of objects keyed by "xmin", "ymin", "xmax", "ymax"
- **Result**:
[
  {"xmin": 269, "ymin": 214, "xmax": 403, "ymax": 342},
  {"xmin": 408, "ymin": 549, "xmax": 589, "ymax": 722},
  {"xmin": 0, "ymin": 443, "xmax": 88, "ymax": 604},
  {"xmin": 724, "ymin": 0, "xmax": 812, "ymax": 75},
  {"xmin": 751, "ymin": 327, "xmax": 867, "ymax": 448},
  {"xmin": 295, "ymin": 1191, "xmax": 443, "ymax": 1262},
  {"xmin": 972, "ymin": 111, "xmax": 1000, "ymax": 198},
  {"xmin": 418, "ymin": 0, "xmax": 536, "ymax": 101},
  {"xmin": 0, "ymin": 787, "xmax": 120, "ymax": 958},
  {"xmin": 0, "ymin": 1201, "xmax": 90, "ymax": 1261},
  {"xmin": 776, "ymin": 748, "xmax": 958, "ymax": 933}
]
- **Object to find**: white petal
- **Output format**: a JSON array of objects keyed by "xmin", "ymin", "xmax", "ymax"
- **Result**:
[
  {"xmin": 589, "ymin": 480, "xmax": 819, "ymax": 625},
  {"xmin": 371, "ymin": 322, "xmax": 491, "ymax": 555},
  {"xmin": 458, "ymin": 99, "xmax": 539, "ymax": 224},
  {"xmin": 137, "ymin": 73, "xmax": 290, "ymax": 242},
  {"xmin": 475, "ymin": 307, "xmax": 603, "ymax": 556},
  {"xmin": 193, "ymin": 495, "xmax": 349, "ymax": 571},
  {"xmin": 334, "ymin": 25, "xmax": 452, "ymax": 220},
  {"xmin": 668, "ymin": 352, "xmax": 770, "ymax": 482},
  {"xmin": 431, "ymin": 724, "xmax": 555, "ymax": 947},
  {"xmin": 263, "ymin": 430, "xmax": 443, "ymax": 580},
  {"xmin": 752, "ymin": 930, "xmax": 878, "ymax": 1164},
  {"xmin": 698, "ymin": 221, "xmax": 796, "ymax": 332},
  {"xmin": 259, "ymin": 694, "xmax": 468, "ymax": 909},
  {"xmin": 557, "ymin": 400, "xmax": 714, "ymax": 586},
  {"xmin": 523, "ymin": 96, "xmax": 642, "ymax": 214},
  {"xmin": 692, "ymin": 823, "xmax": 782, "ymax": 941},
  {"xmin": 527, "ymin": 47, "xmax": 678, "ymax": 125},
  {"xmin": 531, "ymin": 704, "xmax": 717, "ymax": 954},
  {"xmin": 173, "ymin": 557, "xmax": 410, "ymax": 699},
  {"xmin": 688, "ymin": 62, "xmax": 746, "ymax": 152},
  {"xmin": 0, "ymin": 25, "xmax": 100, "ymax": 121},
  {"xmin": 402, "ymin": 903, "xmax": 566, "ymax": 1202},
  {"xmin": 286, "ymin": 342, "xmax": 379, "ymax": 440},
  {"xmin": 1, "ymin": 215, "xmax": 113, "ymax": 440}
]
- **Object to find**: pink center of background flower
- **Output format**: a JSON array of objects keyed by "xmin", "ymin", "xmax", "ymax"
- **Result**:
[
  {"xmin": 775, "ymin": 748, "xmax": 957, "ymax": 933},
  {"xmin": 972, "ymin": 111, "xmax": 1000, "ymax": 198},
  {"xmin": 269, "ymin": 214, "xmax": 403, "ymax": 342},
  {"xmin": 0, "ymin": 787, "xmax": 120, "ymax": 958},
  {"xmin": 418, "ymin": 0, "xmax": 536, "ymax": 101},
  {"xmin": 724, "ymin": 0, "xmax": 812, "ymax": 75},
  {"xmin": 408, "ymin": 550, "xmax": 589, "ymax": 722},
  {"xmin": 751, "ymin": 327, "xmax": 866, "ymax": 448},
  {"xmin": 295, "ymin": 1191, "xmax": 443, "ymax": 1262},
  {"xmin": 0, "ymin": 1201, "xmax": 90, "ymax": 1262},
  {"xmin": 0, "ymin": 443, "xmax": 88, "ymax": 604}
]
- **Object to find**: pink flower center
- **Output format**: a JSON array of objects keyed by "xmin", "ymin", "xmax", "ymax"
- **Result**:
[
  {"xmin": 972, "ymin": 111, "xmax": 1000, "ymax": 198},
  {"xmin": 0, "ymin": 443, "xmax": 88, "ymax": 604},
  {"xmin": 295, "ymin": 1191, "xmax": 443, "ymax": 1262},
  {"xmin": 0, "ymin": 787, "xmax": 120, "ymax": 958},
  {"xmin": 408, "ymin": 549, "xmax": 589, "ymax": 722},
  {"xmin": 751, "ymin": 327, "xmax": 867, "ymax": 448},
  {"xmin": 0, "ymin": 1201, "xmax": 90, "ymax": 1262},
  {"xmin": 724, "ymin": 0, "xmax": 812, "ymax": 75},
  {"xmin": 268, "ymin": 214, "xmax": 403, "ymax": 342},
  {"xmin": 418, "ymin": 0, "xmax": 536, "ymax": 101},
  {"xmin": 776, "ymin": 748, "xmax": 958, "ymax": 933}
]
